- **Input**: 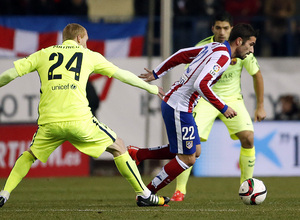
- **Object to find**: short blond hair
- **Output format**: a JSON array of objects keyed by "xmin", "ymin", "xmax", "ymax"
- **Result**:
[{"xmin": 63, "ymin": 23, "xmax": 86, "ymax": 42}]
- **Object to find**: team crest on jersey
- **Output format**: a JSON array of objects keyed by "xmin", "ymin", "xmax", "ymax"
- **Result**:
[
  {"xmin": 230, "ymin": 58, "xmax": 237, "ymax": 65},
  {"xmin": 186, "ymin": 141, "xmax": 193, "ymax": 149}
]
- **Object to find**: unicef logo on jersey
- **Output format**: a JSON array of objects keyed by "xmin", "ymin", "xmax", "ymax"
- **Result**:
[
  {"xmin": 70, "ymin": 84, "xmax": 77, "ymax": 90},
  {"xmin": 51, "ymin": 83, "xmax": 77, "ymax": 91}
]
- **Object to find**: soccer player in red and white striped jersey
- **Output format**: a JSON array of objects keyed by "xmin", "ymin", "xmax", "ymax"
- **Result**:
[{"xmin": 138, "ymin": 23, "xmax": 258, "ymax": 194}]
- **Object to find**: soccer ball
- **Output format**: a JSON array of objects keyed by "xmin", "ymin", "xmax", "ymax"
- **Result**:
[{"xmin": 239, "ymin": 178, "xmax": 267, "ymax": 205}]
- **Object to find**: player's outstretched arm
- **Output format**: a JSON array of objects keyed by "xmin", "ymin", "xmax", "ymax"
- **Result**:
[
  {"xmin": 139, "ymin": 68, "xmax": 165, "ymax": 99},
  {"xmin": 0, "ymin": 68, "xmax": 19, "ymax": 87},
  {"xmin": 112, "ymin": 68, "xmax": 159, "ymax": 95},
  {"xmin": 223, "ymin": 106, "xmax": 237, "ymax": 119}
]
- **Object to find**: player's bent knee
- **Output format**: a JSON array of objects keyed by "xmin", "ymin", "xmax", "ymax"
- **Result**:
[
  {"xmin": 178, "ymin": 154, "xmax": 196, "ymax": 167},
  {"xmin": 243, "ymin": 136, "xmax": 254, "ymax": 148},
  {"xmin": 237, "ymin": 131, "xmax": 254, "ymax": 148},
  {"xmin": 188, "ymin": 158, "xmax": 196, "ymax": 166},
  {"xmin": 106, "ymin": 137, "xmax": 126, "ymax": 157},
  {"xmin": 196, "ymin": 144, "xmax": 201, "ymax": 158}
]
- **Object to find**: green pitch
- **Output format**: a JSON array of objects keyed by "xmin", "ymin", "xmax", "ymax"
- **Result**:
[{"xmin": 1, "ymin": 176, "xmax": 300, "ymax": 219}]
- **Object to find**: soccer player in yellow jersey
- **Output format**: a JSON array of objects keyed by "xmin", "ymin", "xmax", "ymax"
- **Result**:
[
  {"xmin": 127, "ymin": 12, "xmax": 266, "ymax": 201},
  {"xmin": 0, "ymin": 23, "xmax": 169, "ymax": 207}
]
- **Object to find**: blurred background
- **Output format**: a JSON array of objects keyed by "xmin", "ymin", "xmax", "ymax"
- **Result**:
[
  {"xmin": 0, "ymin": 0, "xmax": 299, "ymax": 57},
  {"xmin": 0, "ymin": 0, "xmax": 300, "ymax": 178}
]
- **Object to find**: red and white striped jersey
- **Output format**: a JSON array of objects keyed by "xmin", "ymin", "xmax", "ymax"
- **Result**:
[{"xmin": 153, "ymin": 41, "xmax": 231, "ymax": 113}]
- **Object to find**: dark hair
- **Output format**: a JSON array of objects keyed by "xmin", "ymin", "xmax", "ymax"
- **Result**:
[
  {"xmin": 228, "ymin": 23, "xmax": 258, "ymax": 43},
  {"xmin": 211, "ymin": 11, "xmax": 233, "ymax": 27}
]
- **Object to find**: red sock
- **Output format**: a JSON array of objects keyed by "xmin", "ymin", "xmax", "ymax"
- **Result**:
[
  {"xmin": 147, "ymin": 157, "xmax": 187, "ymax": 193},
  {"xmin": 137, "ymin": 144, "xmax": 176, "ymax": 161}
]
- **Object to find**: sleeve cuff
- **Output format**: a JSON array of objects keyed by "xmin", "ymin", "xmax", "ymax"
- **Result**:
[
  {"xmin": 153, "ymin": 70, "xmax": 159, "ymax": 79},
  {"xmin": 220, "ymin": 104, "xmax": 228, "ymax": 114}
]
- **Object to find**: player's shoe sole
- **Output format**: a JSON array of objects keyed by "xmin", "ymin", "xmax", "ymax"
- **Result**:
[
  {"xmin": 127, "ymin": 145, "xmax": 141, "ymax": 166},
  {"xmin": 137, "ymin": 194, "xmax": 170, "ymax": 207},
  {"xmin": 0, "ymin": 190, "xmax": 10, "ymax": 207},
  {"xmin": 170, "ymin": 190, "xmax": 185, "ymax": 202},
  {"xmin": 0, "ymin": 190, "xmax": 9, "ymax": 208},
  {"xmin": 0, "ymin": 196, "xmax": 7, "ymax": 207}
]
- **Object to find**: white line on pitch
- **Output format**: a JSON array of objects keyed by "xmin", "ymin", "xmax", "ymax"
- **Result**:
[{"xmin": 1, "ymin": 208, "xmax": 238, "ymax": 212}]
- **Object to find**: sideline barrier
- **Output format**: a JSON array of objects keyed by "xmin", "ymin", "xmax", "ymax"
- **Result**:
[
  {"xmin": 193, "ymin": 121, "xmax": 300, "ymax": 177},
  {"xmin": 0, "ymin": 124, "xmax": 90, "ymax": 177}
]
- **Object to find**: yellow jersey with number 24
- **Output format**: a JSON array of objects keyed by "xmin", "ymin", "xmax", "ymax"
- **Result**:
[{"xmin": 14, "ymin": 40, "xmax": 118, "ymax": 125}]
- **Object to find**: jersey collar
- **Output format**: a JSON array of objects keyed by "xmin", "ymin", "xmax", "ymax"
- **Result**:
[
  {"xmin": 223, "ymin": 40, "xmax": 231, "ymax": 57},
  {"xmin": 62, "ymin": 40, "xmax": 80, "ymax": 46}
]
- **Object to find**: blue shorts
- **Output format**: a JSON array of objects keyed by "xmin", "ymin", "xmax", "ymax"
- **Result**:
[{"xmin": 161, "ymin": 101, "xmax": 200, "ymax": 155}]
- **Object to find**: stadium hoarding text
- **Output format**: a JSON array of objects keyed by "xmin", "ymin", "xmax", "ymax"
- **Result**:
[
  {"xmin": 1, "ymin": 122, "xmax": 299, "ymax": 177},
  {"xmin": 0, "ymin": 124, "xmax": 90, "ymax": 177},
  {"xmin": 193, "ymin": 121, "xmax": 300, "ymax": 177}
]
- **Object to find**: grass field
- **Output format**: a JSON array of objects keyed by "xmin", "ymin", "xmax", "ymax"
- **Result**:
[{"xmin": 1, "ymin": 176, "xmax": 300, "ymax": 219}]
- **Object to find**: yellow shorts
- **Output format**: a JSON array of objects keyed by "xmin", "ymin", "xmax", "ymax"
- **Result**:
[
  {"xmin": 194, "ymin": 98, "xmax": 253, "ymax": 141},
  {"xmin": 30, "ymin": 116, "xmax": 117, "ymax": 163}
]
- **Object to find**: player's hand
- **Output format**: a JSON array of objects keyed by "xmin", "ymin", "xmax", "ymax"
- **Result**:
[
  {"xmin": 223, "ymin": 106, "xmax": 237, "ymax": 119},
  {"xmin": 254, "ymin": 106, "xmax": 266, "ymax": 122},
  {"xmin": 139, "ymin": 68, "xmax": 155, "ymax": 82},
  {"xmin": 157, "ymin": 86, "xmax": 165, "ymax": 100}
]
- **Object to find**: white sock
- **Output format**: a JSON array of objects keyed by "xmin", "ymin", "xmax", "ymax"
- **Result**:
[
  {"xmin": 141, "ymin": 189, "xmax": 151, "ymax": 199},
  {"xmin": 0, "ymin": 190, "xmax": 10, "ymax": 200}
]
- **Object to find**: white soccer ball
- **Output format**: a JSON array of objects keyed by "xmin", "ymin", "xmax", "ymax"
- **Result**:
[{"xmin": 239, "ymin": 178, "xmax": 267, "ymax": 205}]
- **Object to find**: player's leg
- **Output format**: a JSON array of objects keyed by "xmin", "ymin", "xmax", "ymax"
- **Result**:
[
  {"xmin": 0, "ymin": 150, "xmax": 36, "ymax": 207},
  {"xmin": 236, "ymin": 130, "xmax": 255, "ymax": 184},
  {"xmin": 72, "ymin": 117, "xmax": 169, "ymax": 206},
  {"xmin": 220, "ymin": 99, "xmax": 255, "ymax": 185},
  {"xmin": 107, "ymin": 138, "xmax": 170, "ymax": 206},
  {"xmin": 171, "ymin": 99, "xmax": 217, "ymax": 201},
  {"xmin": 0, "ymin": 124, "xmax": 63, "ymax": 207},
  {"xmin": 107, "ymin": 138, "xmax": 154, "ymax": 196},
  {"xmin": 171, "ymin": 167, "xmax": 192, "ymax": 201},
  {"xmin": 147, "ymin": 102, "xmax": 200, "ymax": 194},
  {"xmin": 147, "ymin": 151, "xmax": 198, "ymax": 194},
  {"xmin": 127, "ymin": 144, "xmax": 176, "ymax": 165}
]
